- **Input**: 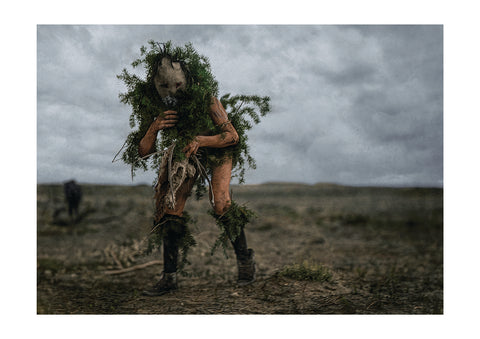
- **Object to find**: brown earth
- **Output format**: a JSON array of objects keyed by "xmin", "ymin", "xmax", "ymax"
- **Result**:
[{"xmin": 37, "ymin": 182, "xmax": 443, "ymax": 314}]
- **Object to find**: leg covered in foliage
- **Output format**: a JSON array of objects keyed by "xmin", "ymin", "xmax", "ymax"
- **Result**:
[
  {"xmin": 143, "ymin": 214, "xmax": 194, "ymax": 296},
  {"xmin": 212, "ymin": 202, "xmax": 256, "ymax": 286}
]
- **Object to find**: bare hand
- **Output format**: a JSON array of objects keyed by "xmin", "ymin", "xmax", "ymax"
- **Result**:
[
  {"xmin": 183, "ymin": 138, "xmax": 201, "ymax": 158},
  {"xmin": 154, "ymin": 110, "xmax": 178, "ymax": 130}
]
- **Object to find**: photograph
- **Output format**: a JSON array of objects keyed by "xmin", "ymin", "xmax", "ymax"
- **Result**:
[{"xmin": 36, "ymin": 24, "xmax": 444, "ymax": 315}]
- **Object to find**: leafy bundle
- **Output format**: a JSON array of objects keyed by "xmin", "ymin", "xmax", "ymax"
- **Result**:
[
  {"xmin": 209, "ymin": 200, "xmax": 256, "ymax": 257},
  {"xmin": 117, "ymin": 40, "xmax": 270, "ymax": 188}
]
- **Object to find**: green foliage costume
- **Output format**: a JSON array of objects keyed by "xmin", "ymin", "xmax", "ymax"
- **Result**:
[
  {"xmin": 116, "ymin": 41, "xmax": 270, "ymax": 294},
  {"xmin": 117, "ymin": 40, "xmax": 270, "ymax": 186}
]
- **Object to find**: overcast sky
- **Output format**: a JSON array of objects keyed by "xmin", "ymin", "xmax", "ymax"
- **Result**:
[{"xmin": 37, "ymin": 25, "xmax": 443, "ymax": 187}]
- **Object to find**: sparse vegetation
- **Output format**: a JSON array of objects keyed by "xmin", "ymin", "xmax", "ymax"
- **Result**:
[
  {"xmin": 37, "ymin": 183, "xmax": 443, "ymax": 314},
  {"xmin": 279, "ymin": 261, "xmax": 332, "ymax": 282}
]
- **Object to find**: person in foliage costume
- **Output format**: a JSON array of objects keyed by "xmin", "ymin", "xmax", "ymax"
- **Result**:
[{"xmin": 117, "ymin": 41, "xmax": 270, "ymax": 296}]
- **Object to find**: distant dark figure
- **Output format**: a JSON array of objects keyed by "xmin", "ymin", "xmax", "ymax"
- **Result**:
[{"xmin": 64, "ymin": 180, "xmax": 82, "ymax": 219}]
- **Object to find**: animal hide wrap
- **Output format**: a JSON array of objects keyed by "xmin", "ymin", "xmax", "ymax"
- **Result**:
[{"xmin": 154, "ymin": 145, "xmax": 196, "ymax": 223}]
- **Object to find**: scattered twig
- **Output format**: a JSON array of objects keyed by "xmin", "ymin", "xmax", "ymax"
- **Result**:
[
  {"xmin": 367, "ymin": 300, "xmax": 380, "ymax": 310},
  {"xmin": 109, "ymin": 249, "xmax": 124, "ymax": 269},
  {"xmin": 112, "ymin": 139, "xmax": 128, "ymax": 163},
  {"xmin": 104, "ymin": 260, "xmax": 163, "ymax": 275}
]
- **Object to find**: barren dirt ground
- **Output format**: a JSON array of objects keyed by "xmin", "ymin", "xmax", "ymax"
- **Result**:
[{"xmin": 37, "ymin": 183, "xmax": 443, "ymax": 314}]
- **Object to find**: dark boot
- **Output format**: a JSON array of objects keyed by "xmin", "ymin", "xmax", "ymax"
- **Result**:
[
  {"xmin": 143, "ymin": 215, "xmax": 185, "ymax": 296},
  {"xmin": 237, "ymin": 248, "xmax": 256, "ymax": 286},
  {"xmin": 142, "ymin": 271, "xmax": 178, "ymax": 296},
  {"xmin": 230, "ymin": 225, "xmax": 256, "ymax": 286}
]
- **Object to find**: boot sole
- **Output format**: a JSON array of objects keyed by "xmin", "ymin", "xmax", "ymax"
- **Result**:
[
  {"xmin": 237, "ymin": 278, "xmax": 255, "ymax": 287},
  {"xmin": 142, "ymin": 288, "xmax": 176, "ymax": 297}
]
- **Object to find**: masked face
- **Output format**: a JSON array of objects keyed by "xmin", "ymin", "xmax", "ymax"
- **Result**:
[{"xmin": 153, "ymin": 57, "xmax": 187, "ymax": 99}]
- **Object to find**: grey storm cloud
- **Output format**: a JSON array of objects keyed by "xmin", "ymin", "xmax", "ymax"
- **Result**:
[{"xmin": 37, "ymin": 25, "xmax": 443, "ymax": 187}]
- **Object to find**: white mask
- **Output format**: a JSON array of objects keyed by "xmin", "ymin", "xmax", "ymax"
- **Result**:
[{"xmin": 153, "ymin": 57, "xmax": 187, "ymax": 98}]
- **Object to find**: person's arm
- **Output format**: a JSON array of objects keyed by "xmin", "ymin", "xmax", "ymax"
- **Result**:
[
  {"xmin": 183, "ymin": 97, "xmax": 239, "ymax": 157},
  {"xmin": 138, "ymin": 110, "xmax": 178, "ymax": 157}
]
